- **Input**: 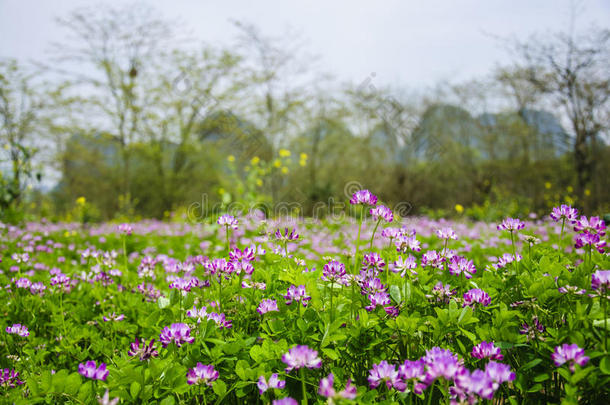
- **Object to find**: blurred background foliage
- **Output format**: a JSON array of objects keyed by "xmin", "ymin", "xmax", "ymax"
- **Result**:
[{"xmin": 0, "ymin": 4, "xmax": 608, "ymax": 224}]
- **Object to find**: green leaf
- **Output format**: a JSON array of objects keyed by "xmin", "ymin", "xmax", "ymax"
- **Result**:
[
  {"xmin": 130, "ymin": 381, "xmax": 141, "ymax": 399},
  {"xmin": 389, "ymin": 285, "xmax": 401, "ymax": 303},
  {"xmin": 521, "ymin": 358, "xmax": 543, "ymax": 371},
  {"xmin": 77, "ymin": 381, "xmax": 93, "ymax": 402},
  {"xmin": 600, "ymin": 356, "xmax": 610, "ymax": 375},
  {"xmin": 157, "ymin": 296, "xmax": 170, "ymax": 309},
  {"xmin": 322, "ymin": 348, "xmax": 339, "ymax": 360},
  {"xmin": 64, "ymin": 373, "xmax": 81, "ymax": 396},
  {"xmin": 160, "ymin": 396, "xmax": 176, "ymax": 405},
  {"xmin": 213, "ymin": 379, "xmax": 227, "ymax": 396}
]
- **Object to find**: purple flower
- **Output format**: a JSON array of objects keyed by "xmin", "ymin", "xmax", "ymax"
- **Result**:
[
  {"xmin": 322, "ymin": 260, "xmax": 350, "ymax": 285},
  {"xmin": 471, "ymin": 341, "xmax": 503, "ymax": 361},
  {"xmin": 257, "ymin": 373, "xmax": 286, "ymax": 394},
  {"xmin": 448, "ymin": 256, "xmax": 476, "ymax": 279},
  {"xmin": 257, "ymin": 299, "xmax": 279, "ymax": 315},
  {"xmin": 272, "ymin": 398, "xmax": 298, "ymax": 405},
  {"xmin": 591, "ymin": 270, "xmax": 610, "ymax": 293},
  {"xmin": 0, "ymin": 369, "xmax": 24, "ymax": 388},
  {"xmin": 370, "ymin": 205, "xmax": 393, "ymax": 222},
  {"xmin": 427, "ymin": 281, "xmax": 456, "ymax": 304},
  {"xmin": 5, "ymin": 324, "xmax": 29, "ymax": 337},
  {"xmin": 398, "ymin": 360, "xmax": 425, "ymax": 380},
  {"xmin": 436, "ymin": 227, "xmax": 457, "ymax": 240},
  {"xmin": 520, "ymin": 316, "xmax": 546, "ymax": 341},
  {"xmin": 558, "ymin": 285, "xmax": 587, "ymax": 295},
  {"xmin": 98, "ymin": 389, "xmax": 120, "ymax": 405},
  {"xmin": 495, "ymin": 253, "xmax": 522, "ymax": 269},
  {"xmin": 550, "ymin": 204, "xmax": 578, "ymax": 223},
  {"xmin": 574, "ymin": 216, "xmax": 606, "ymax": 236},
  {"xmin": 186, "ymin": 363, "xmax": 219, "ymax": 386},
  {"xmin": 284, "ymin": 285, "xmax": 311, "ymax": 307},
  {"xmin": 217, "ymin": 214, "xmax": 238, "ymax": 229},
  {"xmin": 485, "ymin": 361, "xmax": 515, "ymax": 389},
  {"xmin": 463, "ymin": 288, "xmax": 491, "ymax": 307},
  {"xmin": 423, "ymin": 347, "xmax": 461, "ymax": 381},
  {"xmin": 552, "ymin": 344, "xmax": 589, "ymax": 372},
  {"xmin": 350, "ymin": 189, "xmax": 377, "ymax": 206},
  {"xmin": 78, "ymin": 361, "xmax": 108, "ymax": 381},
  {"xmin": 30, "ymin": 281, "xmax": 47, "ymax": 295},
  {"xmin": 15, "ymin": 277, "xmax": 31, "ymax": 289},
  {"xmin": 395, "ymin": 234, "xmax": 421, "ymax": 253},
  {"xmin": 421, "ymin": 250, "xmax": 445, "ymax": 269},
  {"xmin": 102, "ymin": 312, "xmax": 125, "ymax": 322},
  {"xmin": 128, "ymin": 338, "xmax": 159, "ymax": 361},
  {"xmin": 318, "ymin": 373, "xmax": 357, "ymax": 399},
  {"xmin": 497, "ymin": 217, "xmax": 525, "ymax": 232},
  {"xmin": 389, "ymin": 255, "xmax": 418, "ymax": 278},
  {"xmin": 362, "ymin": 252, "xmax": 386, "ymax": 273},
  {"xmin": 282, "ymin": 345, "xmax": 322, "ymax": 372},
  {"xmin": 365, "ymin": 291, "xmax": 391, "ymax": 311},
  {"xmin": 274, "ymin": 228, "xmax": 299, "ymax": 242},
  {"xmin": 367, "ymin": 360, "xmax": 406, "ymax": 391},
  {"xmin": 575, "ymin": 232, "xmax": 606, "ymax": 253},
  {"xmin": 159, "ymin": 323, "xmax": 195, "ymax": 348},
  {"xmin": 117, "ymin": 223, "xmax": 132, "ymax": 235}
]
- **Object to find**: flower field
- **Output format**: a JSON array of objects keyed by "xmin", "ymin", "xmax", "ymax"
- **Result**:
[{"xmin": 1, "ymin": 193, "xmax": 609, "ymax": 404}]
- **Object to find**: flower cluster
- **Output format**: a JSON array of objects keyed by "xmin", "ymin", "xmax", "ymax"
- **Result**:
[
  {"xmin": 186, "ymin": 305, "xmax": 232, "ymax": 329},
  {"xmin": 321, "ymin": 260, "xmax": 350, "ymax": 285},
  {"xmin": 283, "ymin": 285, "xmax": 311, "ymax": 307},
  {"xmin": 471, "ymin": 341, "xmax": 504, "ymax": 360},
  {"xmin": 257, "ymin": 373, "xmax": 286, "ymax": 394},
  {"xmin": 217, "ymin": 214, "xmax": 238, "ymax": 229},
  {"xmin": 350, "ymin": 189, "xmax": 377, "ymax": 206},
  {"xmin": 257, "ymin": 299, "xmax": 279, "ymax": 315},
  {"xmin": 573, "ymin": 215, "xmax": 606, "ymax": 253},
  {"xmin": 159, "ymin": 323, "xmax": 195, "ymax": 348},
  {"xmin": 463, "ymin": 288, "xmax": 491, "ymax": 307},
  {"xmin": 497, "ymin": 217, "xmax": 525, "ymax": 232},
  {"xmin": 552, "ymin": 343, "xmax": 589, "ymax": 373},
  {"xmin": 128, "ymin": 338, "xmax": 159, "ymax": 361},
  {"xmin": 448, "ymin": 256, "xmax": 476, "ymax": 279},
  {"xmin": 318, "ymin": 373, "xmax": 357, "ymax": 400},
  {"xmin": 5, "ymin": 323, "xmax": 29, "ymax": 337},
  {"xmin": 78, "ymin": 361, "xmax": 108, "ymax": 381},
  {"xmin": 282, "ymin": 345, "xmax": 322, "ymax": 372},
  {"xmin": 0, "ymin": 369, "xmax": 24, "ymax": 388},
  {"xmin": 186, "ymin": 363, "xmax": 219, "ymax": 386}
]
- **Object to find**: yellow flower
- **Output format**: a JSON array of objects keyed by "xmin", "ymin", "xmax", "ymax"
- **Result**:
[
  {"xmin": 281, "ymin": 167, "xmax": 289, "ymax": 174},
  {"xmin": 299, "ymin": 159, "xmax": 307, "ymax": 167},
  {"xmin": 63, "ymin": 231, "xmax": 70, "ymax": 237},
  {"xmin": 273, "ymin": 159, "xmax": 282, "ymax": 168},
  {"xmin": 567, "ymin": 186, "xmax": 573, "ymax": 193},
  {"xmin": 279, "ymin": 149, "xmax": 291, "ymax": 157},
  {"xmin": 251, "ymin": 156, "xmax": 260, "ymax": 165},
  {"xmin": 585, "ymin": 189, "xmax": 591, "ymax": 196},
  {"xmin": 300, "ymin": 153, "xmax": 308, "ymax": 160},
  {"xmin": 455, "ymin": 204, "xmax": 464, "ymax": 214},
  {"xmin": 545, "ymin": 182, "xmax": 551, "ymax": 189},
  {"xmin": 227, "ymin": 155, "xmax": 235, "ymax": 162},
  {"xmin": 256, "ymin": 179, "xmax": 263, "ymax": 187},
  {"xmin": 218, "ymin": 188, "xmax": 225, "ymax": 195},
  {"xmin": 76, "ymin": 196, "xmax": 86, "ymax": 206},
  {"xmin": 3, "ymin": 144, "xmax": 9, "ymax": 150}
]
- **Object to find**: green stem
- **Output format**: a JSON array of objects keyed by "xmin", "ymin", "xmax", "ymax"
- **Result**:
[
  {"xmin": 354, "ymin": 207, "xmax": 364, "ymax": 273},
  {"xmin": 122, "ymin": 236, "xmax": 128, "ymax": 272},
  {"xmin": 560, "ymin": 218, "xmax": 565, "ymax": 246},
  {"xmin": 225, "ymin": 225, "xmax": 230, "ymax": 253},
  {"xmin": 603, "ymin": 293, "xmax": 608, "ymax": 352},
  {"xmin": 300, "ymin": 368, "xmax": 308, "ymax": 405},
  {"xmin": 329, "ymin": 281, "xmax": 334, "ymax": 324},
  {"xmin": 369, "ymin": 219, "xmax": 381, "ymax": 250}
]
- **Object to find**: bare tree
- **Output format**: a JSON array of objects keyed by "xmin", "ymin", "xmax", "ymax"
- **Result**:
[
  {"xmin": 0, "ymin": 59, "xmax": 43, "ymax": 216},
  {"xmin": 510, "ymin": 26, "xmax": 610, "ymax": 201},
  {"xmin": 44, "ymin": 4, "xmax": 177, "ymax": 200}
]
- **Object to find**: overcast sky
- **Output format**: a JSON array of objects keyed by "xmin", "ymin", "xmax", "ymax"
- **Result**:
[{"xmin": 1, "ymin": 0, "xmax": 608, "ymax": 89}]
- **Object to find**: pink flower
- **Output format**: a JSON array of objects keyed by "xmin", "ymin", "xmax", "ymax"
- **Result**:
[
  {"xmin": 78, "ymin": 361, "xmax": 108, "ymax": 380},
  {"xmin": 257, "ymin": 373, "xmax": 286, "ymax": 394},
  {"xmin": 552, "ymin": 344, "xmax": 589, "ymax": 372},
  {"xmin": 186, "ymin": 363, "xmax": 219, "ymax": 386},
  {"xmin": 282, "ymin": 345, "xmax": 322, "ymax": 372}
]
